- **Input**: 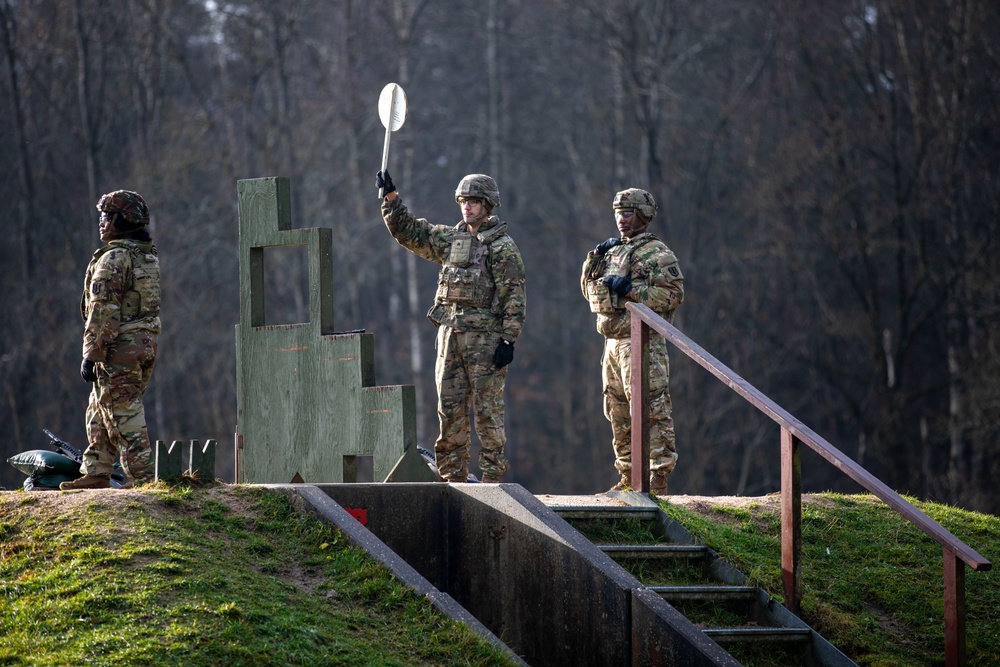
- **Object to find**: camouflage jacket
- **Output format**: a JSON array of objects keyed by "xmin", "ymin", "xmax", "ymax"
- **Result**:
[
  {"xmin": 82, "ymin": 239, "xmax": 161, "ymax": 361},
  {"xmin": 382, "ymin": 196, "xmax": 526, "ymax": 342},
  {"xmin": 580, "ymin": 232, "xmax": 684, "ymax": 339}
]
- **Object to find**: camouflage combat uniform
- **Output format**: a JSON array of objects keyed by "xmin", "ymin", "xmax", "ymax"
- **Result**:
[
  {"xmin": 382, "ymin": 196, "xmax": 526, "ymax": 481},
  {"xmin": 80, "ymin": 239, "xmax": 161, "ymax": 481},
  {"xmin": 582, "ymin": 231, "xmax": 684, "ymax": 482}
]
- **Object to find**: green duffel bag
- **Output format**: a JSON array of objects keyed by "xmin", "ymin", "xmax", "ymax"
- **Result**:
[{"xmin": 7, "ymin": 450, "xmax": 82, "ymax": 477}]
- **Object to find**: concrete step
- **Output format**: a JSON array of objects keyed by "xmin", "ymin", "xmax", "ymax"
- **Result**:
[
  {"xmin": 549, "ymin": 505, "xmax": 660, "ymax": 521},
  {"xmin": 597, "ymin": 543, "xmax": 708, "ymax": 559},
  {"xmin": 703, "ymin": 626, "xmax": 813, "ymax": 644},
  {"xmin": 650, "ymin": 584, "xmax": 758, "ymax": 601}
]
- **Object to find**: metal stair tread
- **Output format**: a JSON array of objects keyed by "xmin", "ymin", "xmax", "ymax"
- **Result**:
[
  {"xmin": 702, "ymin": 626, "xmax": 812, "ymax": 643},
  {"xmin": 549, "ymin": 505, "xmax": 660, "ymax": 520},
  {"xmin": 648, "ymin": 584, "xmax": 758, "ymax": 600},
  {"xmin": 597, "ymin": 543, "xmax": 706, "ymax": 558}
]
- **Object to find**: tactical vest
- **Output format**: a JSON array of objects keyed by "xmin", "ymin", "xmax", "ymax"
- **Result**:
[
  {"xmin": 585, "ymin": 236, "xmax": 656, "ymax": 315},
  {"xmin": 122, "ymin": 244, "xmax": 161, "ymax": 329},
  {"xmin": 434, "ymin": 223, "xmax": 507, "ymax": 310},
  {"xmin": 83, "ymin": 241, "xmax": 161, "ymax": 332}
]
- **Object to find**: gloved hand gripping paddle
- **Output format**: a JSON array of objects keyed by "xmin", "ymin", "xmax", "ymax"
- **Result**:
[{"xmin": 377, "ymin": 82, "xmax": 407, "ymax": 199}]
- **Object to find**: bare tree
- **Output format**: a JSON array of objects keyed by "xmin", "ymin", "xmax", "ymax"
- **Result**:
[
  {"xmin": 0, "ymin": 0, "xmax": 35, "ymax": 290},
  {"xmin": 1, "ymin": 0, "xmax": 997, "ymax": 508}
]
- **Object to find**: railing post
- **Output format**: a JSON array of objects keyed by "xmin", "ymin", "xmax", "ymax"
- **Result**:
[
  {"xmin": 780, "ymin": 427, "xmax": 802, "ymax": 615},
  {"xmin": 630, "ymin": 315, "xmax": 651, "ymax": 493},
  {"xmin": 944, "ymin": 549, "xmax": 966, "ymax": 667}
]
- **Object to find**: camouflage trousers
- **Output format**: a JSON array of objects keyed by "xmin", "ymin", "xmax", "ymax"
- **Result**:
[
  {"xmin": 81, "ymin": 330, "xmax": 157, "ymax": 481},
  {"xmin": 602, "ymin": 335, "xmax": 677, "ymax": 478},
  {"xmin": 434, "ymin": 327, "xmax": 510, "ymax": 482}
]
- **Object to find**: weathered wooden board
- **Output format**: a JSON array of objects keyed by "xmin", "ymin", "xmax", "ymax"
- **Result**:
[{"xmin": 235, "ymin": 177, "xmax": 419, "ymax": 483}]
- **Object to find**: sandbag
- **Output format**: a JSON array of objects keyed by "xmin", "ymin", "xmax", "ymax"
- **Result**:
[
  {"xmin": 23, "ymin": 474, "xmax": 80, "ymax": 491},
  {"xmin": 8, "ymin": 450, "xmax": 82, "ymax": 477}
]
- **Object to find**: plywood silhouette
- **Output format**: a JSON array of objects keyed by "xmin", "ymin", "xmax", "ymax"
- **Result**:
[{"xmin": 235, "ymin": 177, "xmax": 431, "ymax": 483}]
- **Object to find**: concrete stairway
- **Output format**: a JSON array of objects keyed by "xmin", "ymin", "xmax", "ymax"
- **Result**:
[
  {"xmin": 545, "ymin": 497, "xmax": 857, "ymax": 667},
  {"xmin": 279, "ymin": 483, "xmax": 857, "ymax": 666},
  {"xmin": 283, "ymin": 483, "xmax": 746, "ymax": 666}
]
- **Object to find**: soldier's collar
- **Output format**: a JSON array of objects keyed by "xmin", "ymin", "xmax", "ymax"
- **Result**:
[
  {"xmin": 622, "ymin": 231, "xmax": 655, "ymax": 244},
  {"xmin": 478, "ymin": 217, "xmax": 507, "ymax": 244},
  {"xmin": 107, "ymin": 238, "xmax": 155, "ymax": 253},
  {"xmin": 458, "ymin": 216, "xmax": 506, "ymax": 244}
]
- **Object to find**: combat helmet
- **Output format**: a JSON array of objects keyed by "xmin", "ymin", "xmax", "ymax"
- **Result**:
[
  {"xmin": 455, "ymin": 174, "xmax": 501, "ymax": 210},
  {"xmin": 96, "ymin": 190, "xmax": 150, "ymax": 227},
  {"xmin": 613, "ymin": 188, "xmax": 657, "ymax": 222}
]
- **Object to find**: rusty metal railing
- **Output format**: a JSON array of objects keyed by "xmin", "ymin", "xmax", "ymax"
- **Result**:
[{"xmin": 626, "ymin": 302, "xmax": 991, "ymax": 667}]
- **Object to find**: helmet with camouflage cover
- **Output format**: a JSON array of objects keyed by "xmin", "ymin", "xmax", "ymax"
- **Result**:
[
  {"xmin": 455, "ymin": 174, "xmax": 501, "ymax": 210},
  {"xmin": 96, "ymin": 190, "xmax": 150, "ymax": 227},
  {"xmin": 613, "ymin": 188, "xmax": 657, "ymax": 222}
]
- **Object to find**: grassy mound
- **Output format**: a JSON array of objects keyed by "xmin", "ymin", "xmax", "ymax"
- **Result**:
[
  {"xmin": 2, "ymin": 484, "xmax": 995, "ymax": 667},
  {"xmin": 0, "ymin": 483, "xmax": 517, "ymax": 667}
]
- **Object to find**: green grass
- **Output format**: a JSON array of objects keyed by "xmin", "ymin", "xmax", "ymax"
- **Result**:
[
  {"xmin": 3, "ymin": 486, "xmax": 996, "ymax": 667},
  {"xmin": 0, "ymin": 483, "xmax": 518, "ymax": 667},
  {"xmin": 656, "ymin": 493, "xmax": 1000, "ymax": 667}
]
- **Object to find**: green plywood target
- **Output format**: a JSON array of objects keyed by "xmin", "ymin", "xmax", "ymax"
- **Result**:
[{"xmin": 235, "ymin": 177, "xmax": 433, "ymax": 484}]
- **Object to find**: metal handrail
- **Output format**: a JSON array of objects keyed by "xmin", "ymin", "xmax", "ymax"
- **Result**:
[{"xmin": 626, "ymin": 302, "xmax": 991, "ymax": 667}]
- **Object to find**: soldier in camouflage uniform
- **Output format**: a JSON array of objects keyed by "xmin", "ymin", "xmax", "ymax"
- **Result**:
[
  {"xmin": 61, "ymin": 190, "xmax": 161, "ymax": 491},
  {"xmin": 581, "ymin": 188, "xmax": 684, "ymax": 495},
  {"xmin": 376, "ymin": 170, "xmax": 526, "ymax": 483}
]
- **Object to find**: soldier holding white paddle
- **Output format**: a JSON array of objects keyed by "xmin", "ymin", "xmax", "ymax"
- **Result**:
[{"xmin": 374, "ymin": 84, "xmax": 526, "ymax": 484}]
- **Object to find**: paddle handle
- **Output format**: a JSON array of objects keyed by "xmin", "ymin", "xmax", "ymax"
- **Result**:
[{"xmin": 378, "ymin": 85, "xmax": 398, "ymax": 199}]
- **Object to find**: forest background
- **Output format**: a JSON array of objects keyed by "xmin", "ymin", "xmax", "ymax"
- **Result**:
[{"xmin": 1, "ymin": 0, "xmax": 998, "ymax": 513}]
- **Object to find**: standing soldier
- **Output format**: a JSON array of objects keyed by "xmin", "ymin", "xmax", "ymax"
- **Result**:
[
  {"xmin": 376, "ymin": 170, "xmax": 526, "ymax": 483},
  {"xmin": 581, "ymin": 188, "xmax": 684, "ymax": 495},
  {"xmin": 61, "ymin": 190, "xmax": 161, "ymax": 490}
]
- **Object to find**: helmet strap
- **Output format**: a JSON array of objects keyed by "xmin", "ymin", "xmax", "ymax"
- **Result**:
[{"xmin": 466, "ymin": 209, "xmax": 488, "ymax": 227}]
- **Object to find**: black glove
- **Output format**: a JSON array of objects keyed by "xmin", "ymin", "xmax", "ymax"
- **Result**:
[
  {"xmin": 595, "ymin": 237, "xmax": 621, "ymax": 256},
  {"xmin": 80, "ymin": 359, "xmax": 97, "ymax": 383},
  {"xmin": 375, "ymin": 170, "xmax": 396, "ymax": 196},
  {"xmin": 603, "ymin": 275, "xmax": 632, "ymax": 297},
  {"xmin": 492, "ymin": 339, "xmax": 515, "ymax": 368}
]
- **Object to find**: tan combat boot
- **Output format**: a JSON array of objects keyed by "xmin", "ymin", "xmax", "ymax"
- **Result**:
[
  {"xmin": 480, "ymin": 474, "xmax": 500, "ymax": 483},
  {"xmin": 608, "ymin": 474, "xmax": 631, "ymax": 492},
  {"xmin": 649, "ymin": 472, "xmax": 668, "ymax": 496},
  {"xmin": 59, "ymin": 475, "xmax": 111, "ymax": 491}
]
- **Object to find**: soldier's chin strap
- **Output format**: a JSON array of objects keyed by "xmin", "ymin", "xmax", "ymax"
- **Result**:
[{"xmin": 468, "ymin": 209, "xmax": 489, "ymax": 227}]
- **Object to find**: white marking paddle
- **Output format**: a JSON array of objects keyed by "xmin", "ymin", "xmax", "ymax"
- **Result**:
[{"xmin": 378, "ymin": 83, "xmax": 407, "ymax": 198}]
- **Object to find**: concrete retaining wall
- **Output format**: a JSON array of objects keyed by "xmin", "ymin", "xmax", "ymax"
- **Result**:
[{"xmin": 276, "ymin": 482, "xmax": 738, "ymax": 667}]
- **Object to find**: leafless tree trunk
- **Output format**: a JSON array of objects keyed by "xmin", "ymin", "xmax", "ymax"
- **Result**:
[
  {"xmin": 73, "ymin": 0, "xmax": 105, "ymax": 232},
  {"xmin": 0, "ymin": 0, "xmax": 34, "ymax": 288},
  {"xmin": 0, "ymin": 0, "xmax": 998, "ymax": 506}
]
